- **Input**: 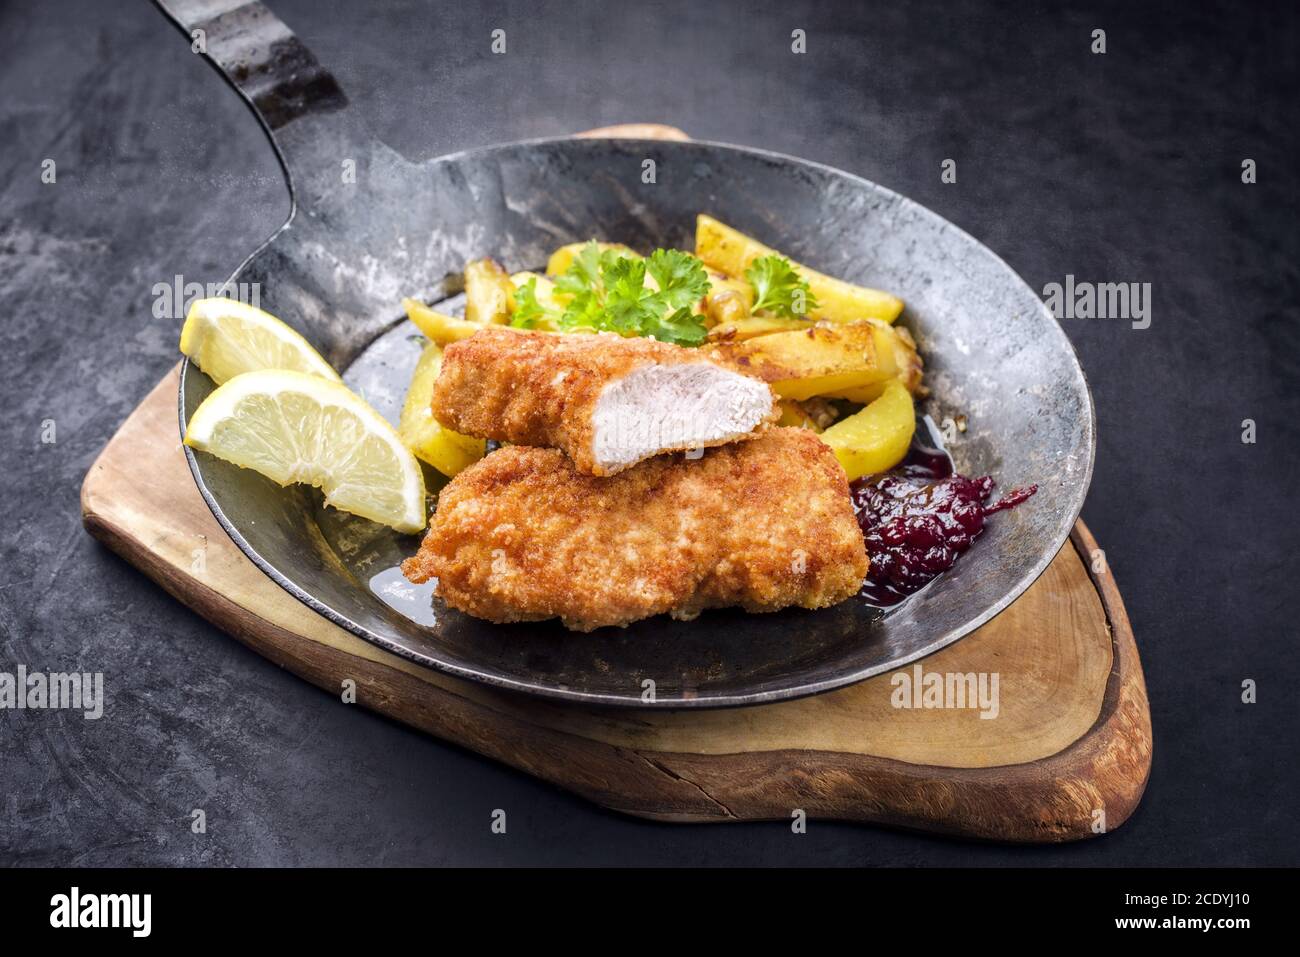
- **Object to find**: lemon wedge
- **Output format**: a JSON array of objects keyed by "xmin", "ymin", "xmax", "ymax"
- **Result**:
[
  {"xmin": 184, "ymin": 370, "xmax": 427, "ymax": 533},
  {"xmin": 398, "ymin": 340, "xmax": 486, "ymax": 477},
  {"xmin": 180, "ymin": 298, "xmax": 341, "ymax": 385}
]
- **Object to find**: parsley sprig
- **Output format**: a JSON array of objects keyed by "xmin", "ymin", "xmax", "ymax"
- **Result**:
[
  {"xmin": 745, "ymin": 255, "xmax": 819, "ymax": 318},
  {"xmin": 512, "ymin": 241, "xmax": 711, "ymax": 346},
  {"xmin": 510, "ymin": 277, "xmax": 552, "ymax": 329}
]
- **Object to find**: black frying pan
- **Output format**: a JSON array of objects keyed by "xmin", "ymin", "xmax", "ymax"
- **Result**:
[{"xmin": 158, "ymin": 0, "xmax": 1095, "ymax": 707}]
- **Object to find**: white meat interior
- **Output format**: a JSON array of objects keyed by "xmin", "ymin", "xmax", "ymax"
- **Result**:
[{"xmin": 591, "ymin": 363, "xmax": 773, "ymax": 472}]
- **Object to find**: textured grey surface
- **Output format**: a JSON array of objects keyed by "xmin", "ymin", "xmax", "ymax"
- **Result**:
[{"xmin": 1, "ymin": 0, "xmax": 1298, "ymax": 864}]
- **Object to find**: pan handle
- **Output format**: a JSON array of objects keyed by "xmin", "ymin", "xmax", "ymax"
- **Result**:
[{"xmin": 152, "ymin": 0, "xmax": 366, "ymax": 198}]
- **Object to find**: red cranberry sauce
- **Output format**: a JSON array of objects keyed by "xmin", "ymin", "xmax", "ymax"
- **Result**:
[{"xmin": 849, "ymin": 445, "xmax": 1038, "ymax": 606}]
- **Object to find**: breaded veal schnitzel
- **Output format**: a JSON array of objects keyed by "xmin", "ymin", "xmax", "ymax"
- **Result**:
[
  {"xmin": 402, "ymin": 427, "xmax": 869, "ymax": 631},
  {"xmin": 431, "ymin": 327, "xmax": 777, "ymax": 476}
]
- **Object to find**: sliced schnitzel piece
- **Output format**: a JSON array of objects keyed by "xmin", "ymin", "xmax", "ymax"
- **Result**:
[
  {"xmin": 401, "ymin": 427, "xmax": 869, "ymax": 631},
  {"xmin": 430, "ymin": 327, "xmax": 777, "ymax": 476}
]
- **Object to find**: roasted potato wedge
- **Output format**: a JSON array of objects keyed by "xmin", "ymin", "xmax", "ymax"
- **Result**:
[
  {"xmin": 707, "ymin": 314, "xmax": 812, "ymax": 342},
  {"xmin": 403, "ymin": 298, "xmax": 483, "ymax": 344},
  {"xmin": 712, "ymin": 320, "xmax": 898, "ymax": 401},
  {"xmin": 464, "ymin": 258, "xmax": 513, "ymax": 324},
  {"xmin": 818, "ymin": 379, "xmax": 915, "ymax": 480},
  {"xmin": 398, "ymin": 340, "xmax": 486, "ymax": 477},
  {"xmin": 824, "ymin": 320, "xmax": 925, "ymax": 402},
  {"xmin": 545, "ymin": 241, "xmax": 639, "ymax": 277},
  {"xmin": 776, "ymin": 397, "xmax": 837, "ymax": 433},
  {"xmin": 509, "ymin": 270, "xmax": 560, "ymax": 301},
  {"xmin": 695, "ymin": 214, "xmax": 904, "ymax": 323}
]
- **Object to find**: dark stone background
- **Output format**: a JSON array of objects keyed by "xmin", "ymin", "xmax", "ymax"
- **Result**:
[{"xmin": 2, "ymin": 0, "xmax": 1297, "ymax": 865}]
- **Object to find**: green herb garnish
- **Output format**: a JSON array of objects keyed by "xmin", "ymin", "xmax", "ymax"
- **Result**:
[
  {"xmin": 745, "ymin": 254, "xmax": 818, "ymax": 318},
  {"xmin": 510, "ymin": 277, "xmax": 550, "ymax": 329},
  {"xmin": 546, "ymin": 241, "xmax": 711, "ymax": 346}
]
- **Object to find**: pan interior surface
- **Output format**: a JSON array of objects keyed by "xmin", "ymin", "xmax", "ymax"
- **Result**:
[{"xmin": 180, "ymin": 138, "xmax": 1093, "ymax": 707}]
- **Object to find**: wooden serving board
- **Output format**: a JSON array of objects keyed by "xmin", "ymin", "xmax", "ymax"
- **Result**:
[{"xmin": 81, "ymin": 365, "xmax": 1151, "ymax": 841}]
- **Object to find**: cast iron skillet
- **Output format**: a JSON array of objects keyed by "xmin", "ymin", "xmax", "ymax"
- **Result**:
[{"xmin": 157, "ymin": 0, "xmax": 1095, "ymax": 708}]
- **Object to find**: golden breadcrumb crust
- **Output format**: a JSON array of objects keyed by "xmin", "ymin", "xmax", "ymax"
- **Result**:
[
  {"xmin": 430, "ymin": 327, "xmax": 776, "ymax": 475},
  {"xmin": 402, "ymin": 427, "xmax": 869, "ymax": 631}
]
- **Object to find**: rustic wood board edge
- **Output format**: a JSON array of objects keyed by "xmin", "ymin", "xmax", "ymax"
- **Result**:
[{"xmin": 635, "ymin": 523, "xmax": 1151, "ymax": 840}]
